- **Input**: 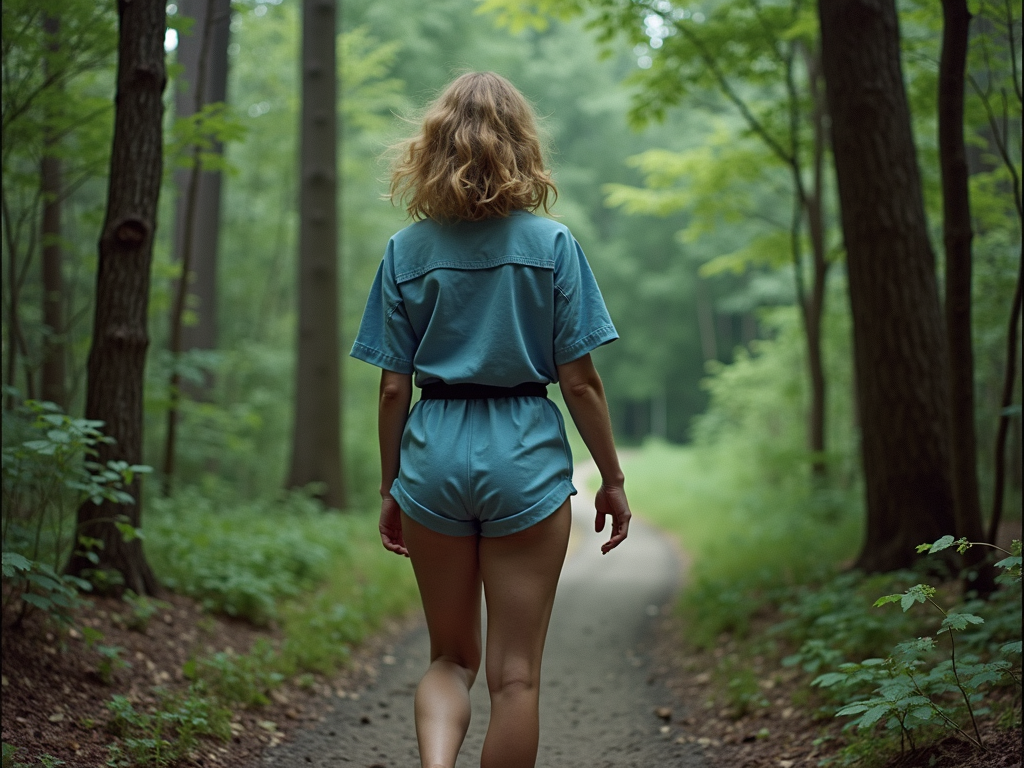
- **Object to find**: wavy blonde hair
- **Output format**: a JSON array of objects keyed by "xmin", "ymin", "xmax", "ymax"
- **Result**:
[{"xmin": 389, "ymin": 72, "xmax": 557, "ymax": 221}]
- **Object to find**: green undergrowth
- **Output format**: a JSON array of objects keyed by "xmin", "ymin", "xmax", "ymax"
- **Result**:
[
  {"xmin": 95, "ymin": 484, "xmax": 421, "ymax": 765},
  {"xmin": 622, "ymin": 442, "xmax": 1022, "ymax": 765},
  {"xmin": 622, "ymin": 440, "xmax": 862, "ymax": 646},
  {"xmin": 146, "ymin": 482, "xmax": 420, "ymax": 673}
]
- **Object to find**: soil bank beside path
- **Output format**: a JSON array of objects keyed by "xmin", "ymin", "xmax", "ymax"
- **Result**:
[{"xmin": 264, "ymin": 462, "xmax": 705, "ymax": 767}]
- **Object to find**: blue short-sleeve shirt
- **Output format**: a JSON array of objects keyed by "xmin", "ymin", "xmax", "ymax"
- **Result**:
[
  {"xmin": 350, "ymin": 210, "xmax": 617, "ymax": 537},
  {"xmin": 351, "ymin": 210, "xmax": 617, "ymax": 384}
]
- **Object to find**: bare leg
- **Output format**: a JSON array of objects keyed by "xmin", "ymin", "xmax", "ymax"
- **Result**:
[
  {"xmin": 479, "ymin": 499, "xmax": 572, "ymax": 768},
  {"xmin": 402, "ymin": 512, "xmax": 482, "ymax": 768}
]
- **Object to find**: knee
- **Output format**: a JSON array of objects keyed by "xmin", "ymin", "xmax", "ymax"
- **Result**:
[{"xmin": 487, "ymin": 658, "xmax": 538, "ymax": 696}]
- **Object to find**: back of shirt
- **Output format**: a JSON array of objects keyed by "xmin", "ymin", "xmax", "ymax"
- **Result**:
[{"xmin": 351, "ymin": 210, "xmax": 617, "ymax": 386}]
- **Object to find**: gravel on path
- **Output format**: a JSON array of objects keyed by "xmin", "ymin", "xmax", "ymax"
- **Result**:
[{"xmin": 264, "ymin": 462, "xmax": 706, "ymax": 768}]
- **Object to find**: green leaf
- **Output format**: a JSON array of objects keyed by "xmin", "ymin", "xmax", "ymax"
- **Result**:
[
  {"xmin": 1000, "ymin": 641, "xmax": 1022, "ymax": 656},
  {"xmin": 835, "ymin": 702, "xmax": 871, "ymax": 716},
  {"xmin": 923, "ymin": 534, "xmax": 955, "ymax": 553},
  {"xmin": 856, "ymin": 704, "xmax": 891, "ymax": 729},
  {"xmin": 812, "ymin": 672, "xmax": 847, "ymax": 688},
  {"xmin": 2, "ymin": 552, "xmax": 31, "ymax": 576},
  {"xmin": 873, "ymin": 594, "xmax": 902, "ymax": 607},
  {"xmin": 22, "ymin": 593, "xmax": 53, "ymax": 610},
  {"xmin": 941, "ymin": 612, "xmax": 984, "ymax": 632}
]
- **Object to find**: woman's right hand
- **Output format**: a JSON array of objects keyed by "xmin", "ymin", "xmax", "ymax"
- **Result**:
[{"xmin": 595, "ymin": 482, "xmax": 630, "ymax": 555}]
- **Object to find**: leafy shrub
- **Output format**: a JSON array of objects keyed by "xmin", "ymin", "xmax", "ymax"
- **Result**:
[
  {"xmin": 105, "ymin": 687, "xmax": 230, "ymax": 767},
  {"xmin": 183, "ymin": 639, "xmax": 284, "ymax": 707},
  {"xmin": 144, "ymin": 486, "xmax": 336, "ymax": 623},
  {"xmin": 117, "ymin": 591, "xmax": 171, "ymax": 633},
  {"xmin": 776, "ymin": 570, "xmax": 928, "ymax": 668},
  {"xmin": 2, "ymin": 397, "xmax": 149, "ymax": 625},
  {"xmin": 814, "ymin": 537, "xmax": 1022, "ymax": 754}
]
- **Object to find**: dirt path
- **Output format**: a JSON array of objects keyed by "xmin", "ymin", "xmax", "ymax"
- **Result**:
[{"xmin": 264, "ymin": 462, "xmax": 705, "ymax": 767}]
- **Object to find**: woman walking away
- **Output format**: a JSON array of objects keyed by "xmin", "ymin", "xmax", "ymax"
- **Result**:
[{"xmin": 350, "ymin": 71, "xmax": 632, "ymax": 768}]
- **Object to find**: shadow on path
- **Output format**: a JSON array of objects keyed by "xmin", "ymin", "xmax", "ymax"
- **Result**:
[{"xmin": 264, "ymin": 461, "xmax": 706, "ymax": 767}]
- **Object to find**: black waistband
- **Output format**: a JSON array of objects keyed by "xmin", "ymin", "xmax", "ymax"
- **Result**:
[{"xmin": 420, "ymin": 382, "xmax": 548, "ymax": 400}]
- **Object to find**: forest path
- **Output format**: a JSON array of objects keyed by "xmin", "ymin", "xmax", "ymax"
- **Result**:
[{"xmin": 263, "ymin": 461, "xmax": 705, "ymax": 767}]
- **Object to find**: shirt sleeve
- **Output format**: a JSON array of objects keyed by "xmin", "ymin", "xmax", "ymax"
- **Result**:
[
  {"xmin": 349, "ymin": 241, "xmax": 418, "ymax": 374},
  {"xmin": 553, "ymin": 232, "xmax": 618, "ymax": 365}
]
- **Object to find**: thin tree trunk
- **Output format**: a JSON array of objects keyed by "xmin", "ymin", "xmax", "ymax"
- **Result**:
[
  {"xmin": 288, "ymin": 0, "xmax": 345, "ymax": 509},
  {"xmin": 173, "ymin": 0, "xmax": 230, "ymax": 362},
  {"xmin": 2, "ymin": 188, "xmax": 38, "ymax": 403},
  {"xmin": 695, "ymin": 274, "xmax": 718, "ymax": 362},
  {"xmin": 162, "ymin": 0, "xmax": 224, "ymax": 496},
  {"xmin": 819, "ymin": 0, "xmax": 957, "ymax": 571},
  {"xmin": 65, "ymin": 0, "xmax": 166, "ymax": 595},
  {"xmin": 803, "ymin": 49, "xmax": 831, "ymax": 480},
  {"xmin": 988, "ymin": 258, "xmax": 1022, "ymax": 544},
  {"xmin": 40, "ymin": 13, "xmax": 67, "ymax": 410},
  {"xmin": 938, "ymin": 0, "xmax": 988, "ymax": 572}
]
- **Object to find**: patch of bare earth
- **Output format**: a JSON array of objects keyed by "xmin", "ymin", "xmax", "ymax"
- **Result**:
[
  {"xmin": 1, "ymin": 594, "xmax": 413, "ymax": 768},
  {"xmin": 652, "ymin": 614, "xmax": 1022, "ymax": 768}
]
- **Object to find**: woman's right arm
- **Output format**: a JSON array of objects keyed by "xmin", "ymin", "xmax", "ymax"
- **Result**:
[{"xmin": 557, "ymin": 354, "xmax": 631, "ymax": 554}]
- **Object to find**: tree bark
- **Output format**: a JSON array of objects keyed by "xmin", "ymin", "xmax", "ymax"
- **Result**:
[
  {"xmin": 287, "ymin": 0, "xmax": 345, "ymax": 509},
  {"xmin": 818, "ymin": 0, "xmax": 957, "ymax": 571},
  {"xmin": 65, "ymin": 0, "xmax": 166, "ymax": 594},
  {"xmin": 938, "ymin": 0, "xmax": 989, "ymax": 578},
  {"xmin": 40, "ymin": 13, "xmax": 67, "ymax": 410}
]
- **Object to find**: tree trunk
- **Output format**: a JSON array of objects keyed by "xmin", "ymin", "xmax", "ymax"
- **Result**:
[
  {"xmin": 172, "ymin": 0, "xmax": 230, "ymax": 362},
  {"xmin": 803, "ymin": 50, "xmax": 831, "ymax": 480},
  {"xmin": 162, "ymin": 0, "xmax": 229, "ymax": 495},
  {"xmin": 938, "ymin": 0, "xmax": 988, "ymax": 574},
  {"xmin": 287, "ymin": 0, "xmax": 345, "ymax": 509},
  {"xmin": 65, "ymin": 0, "xmax": 166, "ymax": 595},
  {"xmin": 40, "ymin": 13, "xmax": 67, "ymax": 410},
  {"xmin": 818, "ymin": 0, "xmax": 957, "ymax": 571}
]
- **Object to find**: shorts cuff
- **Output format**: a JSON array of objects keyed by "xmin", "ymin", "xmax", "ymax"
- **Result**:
[
  {"xmin": 390, "ymin": 480, "xmax": 477, "ymax": 537},
  {"xmin": 480, "ymin": 478, "xmax": 577, "ymax": 538}
]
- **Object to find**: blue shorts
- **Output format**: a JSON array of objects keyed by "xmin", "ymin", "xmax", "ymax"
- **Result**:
[{"xmin": 390, "ymin": 396, "xmax": 576, "ymax": 537}]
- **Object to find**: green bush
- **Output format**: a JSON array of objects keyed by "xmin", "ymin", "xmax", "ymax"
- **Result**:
[
  {"xmin": 105, "ymin": 687, "xmax": 230, "ymax": 767},
  {"xmin": 813, "ymin": 538, "xmax": 1022, "ymax": 753},
  {"xmin": 2, "ymin": 396, "xmax": 148, "ymax": 626},
  {"xmin": 183, "ymin": 639, "xmax": 284, "ymax": 707},
  {"xmin": 144, "ymin": 486, "xmax": 337, "ymax": 623}
]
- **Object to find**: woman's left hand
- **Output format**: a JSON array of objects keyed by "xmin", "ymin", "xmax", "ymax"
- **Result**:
[{"xmin": 379, "ymin": 496, "xmax": 409, "ymax": 557}]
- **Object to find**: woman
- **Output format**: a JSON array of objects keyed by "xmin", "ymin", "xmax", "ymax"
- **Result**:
[{"xmin": 350, "ymin": 71, "xmax": 632, "ymax": 768}]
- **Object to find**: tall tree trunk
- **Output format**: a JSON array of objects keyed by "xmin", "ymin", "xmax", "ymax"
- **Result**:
[
  {"xmin": 172, "ymin": 0, "xmax": 230, "ymax": 363},
  {"xmin": 938, "ymin": 0, "xmax": 988, "ymax": 570},
  {"xmin": 162, "ymin": 0, "xmax": 228, "ymax": 495},
  {"xmin": 65, "ymin": 0, "xmax": 166, "ymax": 595},
  {"xmin": 288, "ymin": 0, "xmax": 345, "ymax": 509},
  {"xmin": 40, "ymin": 13, "xmax": 67, "ymax": 410},
  {"xmin": 803, "ymin": 49, "xmax": 831, "ymax": 480},
  {"xmin": 818, "ymin": 0, "xmax": 957, "ymax": 571},
  {"xmin": 989, "ymin": 255, "xmax": 1022, "ymax": 544},
  {"xmin": 2, "ymin": 189, "xmax": 38, "ymax": 403}
]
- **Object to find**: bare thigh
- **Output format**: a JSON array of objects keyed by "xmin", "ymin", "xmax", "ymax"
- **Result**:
[
  {"xmin": 401, "ymin": 512, "xmax": 483, "ymax": 674},
  {"xmin": 479, "ymin": 498, "xmax": 572, "ymax": 691}
]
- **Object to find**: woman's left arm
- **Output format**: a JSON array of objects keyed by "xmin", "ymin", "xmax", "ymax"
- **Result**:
[{"xmin": 378, "ymin": 369, "xmax": 413, "ymax": 556}]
